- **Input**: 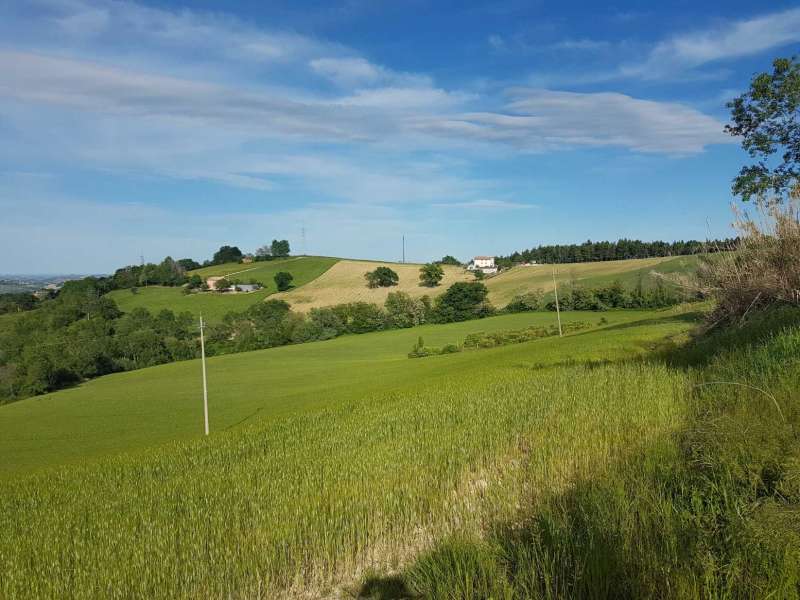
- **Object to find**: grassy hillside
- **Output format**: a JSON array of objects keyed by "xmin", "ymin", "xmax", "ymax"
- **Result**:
[
  {"xmin": 0, "ymin": 307, "xmax": 697, "ymax": 476},
  {"xmin": 272, "ymin": 259, "xmax": 473, "ymax": 311},
  {"xmin": 484, "ymin": 255, "xmax": 699, "ymax": 306},
  {"xmin": 2, "ymin": 304, "xmax": 797, "ymax": 598},
  {"xmin": 273, "ymin": 256, "xmax": 699, "ymax": 312},
  {"xmin": 106, "ymin": 256, "xmax": 338, "ymax": 322}
]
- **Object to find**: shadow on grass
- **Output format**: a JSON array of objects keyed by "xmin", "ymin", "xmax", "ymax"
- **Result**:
[
  {"xmin": 356, "ymin": 573, "xmax": 415, "ymax": 600},
  {"xmin": 357, "ymin": 309, "xmax": 800, "ymax": 599}
]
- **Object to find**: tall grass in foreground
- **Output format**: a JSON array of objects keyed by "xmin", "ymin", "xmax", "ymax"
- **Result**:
[
  {"xmin": 382, "ymin": 310, "xmax": 800, "ymax": 599},
  {"xmin": 0, "ymin": 362, "xmax": 687, "ymax": 598},
  {"xmin": 697, "ymin": 188, "xmax": 800, "ymax": 324}
]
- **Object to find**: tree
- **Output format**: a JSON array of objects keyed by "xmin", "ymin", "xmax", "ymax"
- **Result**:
[
  {"xmin": 212, "ymin": 246, "xmax": 243, "ymax": 265},
  {"xmin": 177, "ymin": 258, "xmax": 201, "ymax": 271},
  {"xmin": 434, "ymin": 281, "xmax": 492, "ymax": 322},
  {"xmin": 419, "ymin": 263, "xmax": 444, "ymax": 287},
  {"xmin": 365, "ymin": 266, "xmax": 399, "ymax": 288},
  {"xmin": 271, "ymin": 239, "xmax": 291, "ymax": 257},
  {"xmin": 255, "ymin": 245, "xmax": 272, "ymax": 259},
  {"xmin": 726, "ymin": 56, "xmax": 800, "ymax": 202},
  {"xmin": 274, "ymin": 271, "xmax": 294, "ymax": 291},
  {"xmin": 438, "ymin": 255, "xmax": 461, "ymax": 266},
  {"xmin": 214, "ymin": 278, "xmax": 231, "ymax": 291},
  {"xmin": 472, "ymin": 269, "xmax": 485, "ymax": 280}
]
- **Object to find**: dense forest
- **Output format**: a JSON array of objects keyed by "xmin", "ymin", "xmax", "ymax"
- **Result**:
[{"xmin": 496, "ymin": 237, "xmax": 738, "ymax": 267}]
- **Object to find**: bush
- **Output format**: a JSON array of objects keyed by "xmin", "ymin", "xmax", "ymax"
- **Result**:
[
  {"xmin": 274, "ymin": 271, "xmax": 294, "ymax": 292},
  {"xmin": 385, "ymin": 292, "xmax": 427, "ymax": 328},
  {"xmin": 697, "ymin": 189, "xmax": 800, "ymax": 324},
  {"xmin": 506, "ymin": 291, "xmax": 543, "ymax": 312}
]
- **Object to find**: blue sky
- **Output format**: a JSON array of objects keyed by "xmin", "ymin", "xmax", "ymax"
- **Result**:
[{"xmin": 1, "ymin": 0, "xmax": 799, "ymax": 273}]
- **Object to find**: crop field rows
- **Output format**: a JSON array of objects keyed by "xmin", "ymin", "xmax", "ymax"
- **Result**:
[{"xmin": 0, "ymin": 359, "xmax": 687, "ymax": 598}]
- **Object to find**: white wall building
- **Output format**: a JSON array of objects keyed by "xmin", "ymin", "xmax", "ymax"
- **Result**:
[{"xmin": 467, "ymin": 256, "xmax": 498, "ymax": 275}]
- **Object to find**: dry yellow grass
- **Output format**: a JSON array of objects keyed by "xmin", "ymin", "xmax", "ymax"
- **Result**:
[
  {"xmin": 272, "ymin": 260, "xmax": 473, "ymax": 311},
  {"xmin": 484, "ymin": 256, "xmax": 675, "ymax": 306}
]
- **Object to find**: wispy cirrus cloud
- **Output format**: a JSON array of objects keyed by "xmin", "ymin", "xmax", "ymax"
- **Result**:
[{"xmin": 621, "ymin": 7, "xmax": 800, "ymax": 79}]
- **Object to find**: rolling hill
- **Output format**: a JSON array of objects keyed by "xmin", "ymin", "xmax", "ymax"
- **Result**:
[
  {"xmin": 105, "ymin": 256, "xmax": 338, "ymax": 322},
  {"xmin": 272, "ymin": 259, "xmax": 473, "ymax": 311},
  {"xmin": 483, "ymin": 255, "xmax": 701, "ymax": 306},
  {"xmin": 0, "ymin": 306, "xmax": 697, "ymax": 476}
]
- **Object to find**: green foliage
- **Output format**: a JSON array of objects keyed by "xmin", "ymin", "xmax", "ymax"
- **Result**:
[
  {"xmin": 505, "ymin": 290, "xmax": 543, "ymax": 312},
  {"xmin": 271, "ymin": 239, "xmax": 291, "ymax": 257},
  {"xmin": 438, "ymin": 255, "xmax": 462, "ymax": 266},
  {"xmin": 419, "ymin": 262, "xmax": 445, "ymax": 287},
  {"xmin": 364, "ymin": 266, "xmax": 399, "ymax": 288},
  {"xmin": 434, "ymin": 281, "xmax": 493, "ymax": 322},
  {"xmin": 110, "ymin": 256, "xmax": 188, "ymax": 289},
  {"xmin": 496, "ymin": 237, "xmax": 736, "ymax": 267},
  {"xmin": 177, "ymin": 258, "xmax": 201, "ymax": 271},
  {"xmin": 0, "ymin": 283, "xmax": 197, "ymax": 403},
  {"xmin": 212, "ymin": 245, "xmax": 243, "ymax": 265},
  {"xmin": 384, "ymin": 291, "xmax": 429, "ymax": 328},
  {"xmin": 273, "ymin": 271, "xmax": 294, "ymax": 292},
  {"xmin": 727, "ymin": 56, "xmax": 800, "ymax": 201},
  {"xmin": 214, "ymin": 277, "xmax": 231, "ymax": 291},
  {"xmin": 0, "ymin": 293, "xmax": 38, "ymax": 315},
  {"xmin": 544, "ymin": 278, "xmax": 690, "ymax": 311}
]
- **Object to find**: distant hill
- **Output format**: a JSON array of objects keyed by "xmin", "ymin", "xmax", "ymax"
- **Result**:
[
  {"xmin": 272, "ymin": 259, "xmax": 473, "ymax": 312},
  {"xmin": 104, "ymin": 255, "xmax": 700, "ymax": 321},
  {"xmin": 106, "ymin": 256, "xmax": 338, "ymax": 322},
  {"xmin": 484, "ymin": 255, "xmax": 701, "ymax": 307}
]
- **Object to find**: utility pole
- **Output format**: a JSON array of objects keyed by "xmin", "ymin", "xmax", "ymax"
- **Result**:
[
  {"xmin": 301, "ymin": 226, "xmax": 307, "ymax": 256},
  {"xmin": 552, "ymin": 266, "xmax": 563, "ymax": 337},
  {"xmin": 199, "ymin": 313, "xmax": 209, "ymax": 435},
  {"xmin": 402, "ymin": 235, "xmax": 405, "ymax": 263}
]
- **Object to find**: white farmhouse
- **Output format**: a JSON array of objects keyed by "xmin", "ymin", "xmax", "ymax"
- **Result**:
[{"xmin": 467, "ymin": 256, "xmax": 498, "ymax": 275}]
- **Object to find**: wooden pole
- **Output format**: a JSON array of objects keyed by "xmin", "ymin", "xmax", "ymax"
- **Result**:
[
  {"xmin": 552, "ymin": 266, "xmax": 563, "ymax": 337},
  {"xmin": 200, "ymin": 314, "xmax": 209, "ymax": 435}
]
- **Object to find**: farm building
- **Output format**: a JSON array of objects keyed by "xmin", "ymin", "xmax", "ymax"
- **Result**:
[
  {"xmin": 466, "ymin": 256, "xmax": 498, "ymax": 275},
  {"xmin": 206, "ymin": 277, "xmax": 262, "ymax": 293},
  {"xmin": 206, "ymin": 276, "xmax": 226, "ymax": 290}
]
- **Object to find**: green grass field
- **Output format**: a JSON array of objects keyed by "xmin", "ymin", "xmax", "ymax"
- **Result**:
[
  {"xmin": 105, "ymin": 256, "xmax": 338, "ymax": 322},
  {"xmin": 1, "ymin": 303, "xmax": 798, "ymax": 598},
  {"xmin": 0, "ymin": 307, "xmax": 697, "ymax": 476}
]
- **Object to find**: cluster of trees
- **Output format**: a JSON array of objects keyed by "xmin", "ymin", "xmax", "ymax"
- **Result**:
[
  {"xmin": 208, "ymin": 282, "xmax": 494, "ymax": 354},
  {"xmin": 505, "ymin": 278, "xmax": 698, "ymax": 313},
  {"xmin": 0, "ymin": 277, "xmax": 495, "ymax": 403},
  {"xmin": 255, "ymin": 240, "xmax": 291, "ymax": 261},
  {"xmin": 364, "ymin": 263, "xmax": 445, "ymax": 289},
  {"xmin": 496, "ymin": 238, "xmax": 738, "ymax": 267},
  {"xmin": 0, "ymin": 293, "xmax": 38, "ymax": 315},
  {"xmin": 0, "ymin": 279, "xmax": 197, "ymax": 403},
  {"xmin": 110, "ymin": 256, "xmax": 190, "ymax": 289}
]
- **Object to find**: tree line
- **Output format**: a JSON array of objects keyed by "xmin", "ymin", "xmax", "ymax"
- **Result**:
[
  {"xmin": 0, "ymin": 279, "xmax": 493, "ymax": 403},
  {"xmin": 496, "ymin": 237, "xmax": 738, "ymax": 267}
]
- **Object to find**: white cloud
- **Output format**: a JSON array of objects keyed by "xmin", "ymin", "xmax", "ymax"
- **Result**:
[
  {"xmin": 414, "ymin": 89, "xmax": 730, "ymax": 154},
  {"xmin": 310, "ymin": 57, "xmax": 385, "ymax": 86},
  {"xmin": 623, "ymin": 7, "xmax": 800, "ymax": 79}
]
